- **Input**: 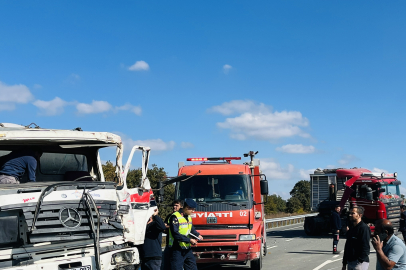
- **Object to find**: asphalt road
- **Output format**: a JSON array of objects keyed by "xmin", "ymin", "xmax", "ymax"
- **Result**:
[{"xmin": 199, "ymin": 223, "xmax": 389, "ymax": 270}]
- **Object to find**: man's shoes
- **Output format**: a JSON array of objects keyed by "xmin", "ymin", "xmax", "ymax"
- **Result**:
[{"xmin": 333, "ymin": 250, "xmax": 340, "ymax": 254}]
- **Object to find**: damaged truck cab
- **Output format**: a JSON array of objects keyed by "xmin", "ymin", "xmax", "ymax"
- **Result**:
[{"xmin": 0, "ymin": 123, "xmax": 155, "ymax": 270}]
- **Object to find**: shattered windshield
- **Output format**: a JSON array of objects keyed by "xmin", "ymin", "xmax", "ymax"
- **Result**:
[{"xmin": 176, "ymin": 174, "xmax": 251, "ymax": 203}]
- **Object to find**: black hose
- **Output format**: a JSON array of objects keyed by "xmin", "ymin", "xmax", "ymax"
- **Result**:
[{"xmin": 83, "ymin": 190, "xmax": 101, "ymax": 270}]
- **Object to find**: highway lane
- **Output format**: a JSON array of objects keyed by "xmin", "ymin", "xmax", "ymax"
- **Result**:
[
  {"xmin": 199, "ymin": 223, "xmax": 386, "ymax": 270},
  {"xmin": 263, "ymin": 223, "xmax": 378, "ymax": 270}
]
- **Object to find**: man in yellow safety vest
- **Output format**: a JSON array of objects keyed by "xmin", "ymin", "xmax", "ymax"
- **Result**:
[{"xmin": 168, "ymin": 198, "xmax": 203, "ymax": 270}]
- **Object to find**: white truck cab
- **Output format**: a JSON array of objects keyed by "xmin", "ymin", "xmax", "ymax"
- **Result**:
[{"xmin": 0, "ymin": 123, "xmax": 155, "ymax": 270}]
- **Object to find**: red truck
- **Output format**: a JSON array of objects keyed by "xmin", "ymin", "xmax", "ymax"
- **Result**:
[
  {"xmin": 305, "ymin": 168, "xmax": 403, "ymax": 235},
  {"xmin": 167, "ymin": 151, "xmax": 268, "ymax": 269}
]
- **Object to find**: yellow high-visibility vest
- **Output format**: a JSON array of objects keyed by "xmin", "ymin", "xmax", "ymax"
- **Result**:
[{"xmin": 168, "ymin": 211, "xmax": 192, "ymax": 249}]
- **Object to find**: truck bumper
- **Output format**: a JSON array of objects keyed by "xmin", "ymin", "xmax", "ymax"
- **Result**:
[
  {"xmin": 1, "ymin": 247, "xmax": 140, "ymax": 270},
  {"xmin": 192, "ymin": 240, "xmax": 261, "ymax": 264}
]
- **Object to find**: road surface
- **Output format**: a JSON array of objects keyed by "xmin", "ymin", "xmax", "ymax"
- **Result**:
[{"xmin": 199, "ymin": 223, "xmax": 389, "ymax": 270}]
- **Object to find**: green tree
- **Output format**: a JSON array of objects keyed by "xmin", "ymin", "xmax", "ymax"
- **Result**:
[
  {"xmin": 264, "ymin": 194, "xmax": 286, "ymax": 214},
  {"xmin": 102, "ymin": 161, "xmax": 117, "ymax": 182},
  {"xmin": 289, "ymin": 180, "xmax": 310, "ymax": 211},
  {"xmin": 286, "ymin": 196, "xmax": 302, "ymax": 213}
]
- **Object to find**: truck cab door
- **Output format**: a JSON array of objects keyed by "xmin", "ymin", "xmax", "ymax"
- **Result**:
[{"xmin": 119, "ymin": 146, "xmax": 156, "ymax": 244}]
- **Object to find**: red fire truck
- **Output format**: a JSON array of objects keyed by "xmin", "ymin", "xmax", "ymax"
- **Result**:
[{"xmin": 169, "ymin": 151, "xmax": 268, "ymax": 269}]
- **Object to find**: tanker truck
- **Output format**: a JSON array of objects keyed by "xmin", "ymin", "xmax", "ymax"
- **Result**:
[{"xmin": 304, "ymin": 168, "xmax": 402, "ymax": 235}]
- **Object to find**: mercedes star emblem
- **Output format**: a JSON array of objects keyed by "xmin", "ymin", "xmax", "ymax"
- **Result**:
[{"xmin": 59, "ymin": 207, "xmax": 82, "ymax": 228}]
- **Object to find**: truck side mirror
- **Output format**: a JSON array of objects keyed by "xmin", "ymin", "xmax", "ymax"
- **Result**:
[{"xmin": 260, "ymin": 180, "xmax": 268, "ymax": 195}]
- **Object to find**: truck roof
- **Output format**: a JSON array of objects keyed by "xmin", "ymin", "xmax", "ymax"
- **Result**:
[
  {"xmin": 179, "ymin": 163, "xmax": 250, "ymax": 175},
  {"xmin": 0, "ymin": 123, "xmax": 122, "ymax": 146}
]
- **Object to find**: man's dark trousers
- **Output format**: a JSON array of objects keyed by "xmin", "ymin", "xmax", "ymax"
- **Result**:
[
  {"xmin": 170, "ymin": 249, "xmax": 197, "ymax": 270},
  {"xmin": 142, "ymin": 259, "xmax": 161, "ymax": 270}
]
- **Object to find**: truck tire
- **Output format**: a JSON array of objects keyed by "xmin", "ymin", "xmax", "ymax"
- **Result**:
[
  {"xmin": 304, "ymin": 216, "xmax": 319, "ymax": 236},
  {"xmin": 251, "ymin": 244, "xmax": 263, "ymax": 270},
  {"xmin": 263, "ymin": 241, "xmax": 267, "ymax": 257}
]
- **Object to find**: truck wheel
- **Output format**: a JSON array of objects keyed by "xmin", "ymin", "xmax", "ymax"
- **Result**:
[
  {"xmin": 304, "ymin": 217, "xmax": 315, "ymax": 235},
  {"xmin": 251, "ymin": 245, "xmax": 263, "ymax": 270},
  {"xmin": 263, "ymin": 241, "xmax": 267, "ymax": 257}
]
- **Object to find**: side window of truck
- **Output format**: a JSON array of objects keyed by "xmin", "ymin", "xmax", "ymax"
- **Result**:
[{"xmin": 40, "ymin": 153, "xmax": 88, "ymax": 175}]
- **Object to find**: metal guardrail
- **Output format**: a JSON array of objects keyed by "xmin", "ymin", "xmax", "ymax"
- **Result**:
[{"xmin": 265, "ymin": 213, "xmax": 318, "ymax": 229}]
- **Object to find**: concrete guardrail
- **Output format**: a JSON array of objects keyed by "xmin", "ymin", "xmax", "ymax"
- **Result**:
[{"xmin": 265, "ymin": 213, "xmax": 318, "ymax": 229}]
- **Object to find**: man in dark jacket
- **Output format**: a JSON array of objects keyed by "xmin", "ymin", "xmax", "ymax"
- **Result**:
[
  {"xmin": 161, "ymin": 200, "xmax": 182, "ymax": 270},
  {"xmin": 141, "ymin": 208, "xmax": 166, "ymax": 270},
  {"xmin": 169, "ymin": 199, "xmax": 202, "ymax": 270},
  {"xmin": 400, "ymin": 205, "xmax": 406, "ymax": 243},
  {"xmin": 331, "ymin": 205, "xmax": 342, "ymax": 254},
  {"xmin": 342, "ymin": 206, "xmax": 370, "ymax": 270}
]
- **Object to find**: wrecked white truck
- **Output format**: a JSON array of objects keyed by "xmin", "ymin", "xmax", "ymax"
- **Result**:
[{"xmin": 0, "ymin": 123, "xmax": 156, "ymax": 270}]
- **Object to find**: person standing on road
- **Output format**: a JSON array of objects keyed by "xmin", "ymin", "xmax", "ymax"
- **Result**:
[
  {"xmin": 168, "ymin": 199, "xmax": 203, "ymax": 270},
  {"xmin": 331, "ymin": 205, "xmax": 342, "ymax": 254},
  {"xmin": 399, "ymin": 205, "xmax": 406, "ymax": 243},
  {"xmin": 372, "ymin": 219, "xmax": 406, "ymax": 270},
  {"xmin": 141, "ymin": 208, "xmax": 166, "ymax": 270},
  {"xmin": 161, "ymin": 200, "xmax": 182, "ymax": 270},
  {"xmin": 342, "ymin": 206, "xmax": 370, "ymax": 270}
]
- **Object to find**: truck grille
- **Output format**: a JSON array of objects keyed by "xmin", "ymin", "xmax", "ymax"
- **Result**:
[
  {"xmin": 385, "ymin": 201, "xmax": 401, "ymax": 220},
  {"xmin": 3, "ymin": 200, "xmax": 123, "ymax": 243}
]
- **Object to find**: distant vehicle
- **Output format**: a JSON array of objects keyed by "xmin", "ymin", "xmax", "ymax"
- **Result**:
[
  {"xmin": 0, "ymin": 123, "xmax": 156, "ymax": 270},
  {"xmin": 160, "ymin": 151, "xmax": 268, "ymax": 270},
  {"xmin": 304, "ymin": 167, "xmax": 402, "ymax": 235}
]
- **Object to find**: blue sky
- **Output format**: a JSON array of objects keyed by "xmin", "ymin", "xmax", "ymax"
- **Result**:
[{"xmin": 1, "ymin": 1, "xmax": 405, "ymax": 198}]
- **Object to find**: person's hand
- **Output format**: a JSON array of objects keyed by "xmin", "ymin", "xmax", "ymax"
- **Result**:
[
  {"xmin": 147, "ymin": 217, "xmax": 153, "ymax": 225},
  {"xmin": 198, "ymin": 235, "xmax": 203, "ymax": 240},
  {"xmin": 190, "ymin": 239, "xmax": 198, "ymax": 245},
  {"xmin": 153, "ymin": 208, "xmax": 159, "ymax": 216},
  {"xmin": 371, "ymin": 235, "xmax": 383, "ymax": 251},
  {"xmin": 337, "ymin": 230, "xmax": 340, "ymax": 233}
]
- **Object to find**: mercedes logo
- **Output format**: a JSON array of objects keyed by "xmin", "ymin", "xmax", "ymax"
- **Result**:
[{"xmin": 59, "ymin": 208, "xmax": 82, "ymax": 228}]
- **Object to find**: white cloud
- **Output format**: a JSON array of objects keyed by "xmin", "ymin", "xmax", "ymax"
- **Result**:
[
  {"xmin": 223, "ymin": 64, "xmax": 232, "ymax": 74},
  {"xmin": 129, "ymin": 61, "xmax": 150, "ymax": 71},
  {"xmin": 299, "ymin": 168, "xmax": 315, "ymax": 180},
  {"xmin": 218, "ymin": 111, "xmax": 309, "ymax": 140},
  {"xmin": 208, "ymin": 100, "xmax": 269, "ymax": 116},
  {"xmin": 33, "ymin": 97, "xmax": 69, "ymax": 116},
  {"xmin": 181, "ymin": 142, "xmax": 194, "ymax": 149},
  {"xmin": 0, "ymin": 103, "xmax": 16, "ymax": 111},
  {"xmin": 210, "ymin": 100, "xmax": 310, "ymax": 141},
  {"xmin": 276, "ymin": 144, "xmax": 315, "ymax": 154},
  {"xmin": 33, "ymin": 84, "xmax": 42, "ymax": 89},
  {"xmin": 260, "ymin": 159, "xmax": 295, "ymax": 180},
  {"xmin": 115, "ymin": 103, "xmax": 142, "ymax": 115},
  {"xmin": 66, "ymin": 73, "xmax": 81, "ymax": 85},
  {"xmin": 76, "ymin": 100, "xmax": 113, "ymax": 114},
  {"xmin": 0, "ymin": 81, "xmax": 34, "ymax": 104},
  {"xmin": 123, "ymin": 137, "xmax": 175, "ymax": 152},
  {"xmin": 338, "ymin": 154, "xmax": 359, "ymax": 165}
]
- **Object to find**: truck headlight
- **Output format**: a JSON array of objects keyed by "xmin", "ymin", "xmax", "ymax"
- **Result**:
[
  {"xmin": 239, "ymin": 234, "xmax": 255, "ymax": 241},
  {"xmin": 111, "ymin": 251, "xmax": 135, "ymax": 265}
]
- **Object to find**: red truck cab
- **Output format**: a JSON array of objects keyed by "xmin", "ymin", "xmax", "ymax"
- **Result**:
[
  {"xmin": 337, "ymin": 170, "xmax": 403, "ymax": 227},
  {"xmin": 174, "ymin": 153, "xmax": 268, "ymax": 270}
]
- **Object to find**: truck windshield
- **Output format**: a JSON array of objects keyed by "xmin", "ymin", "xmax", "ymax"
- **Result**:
[
  {"xmin": 176, "ymin": 174, "xmax": 251, "ymax": 202},
  {"xmin": 385, "ymin": 184, "xmax": 400, "ymax": 196}
]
